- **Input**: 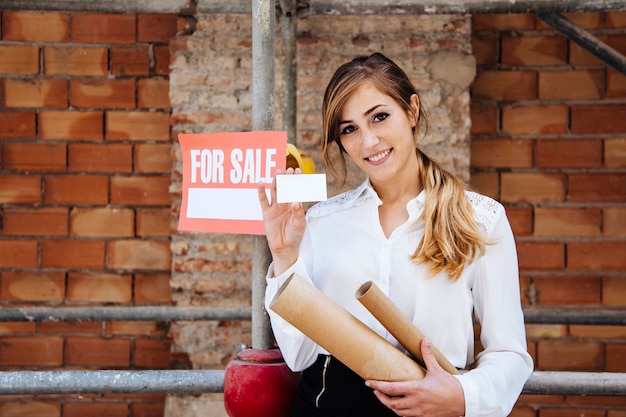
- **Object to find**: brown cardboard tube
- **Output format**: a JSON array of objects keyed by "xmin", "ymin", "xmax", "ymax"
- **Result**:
[
  {"xmin": 355, "ymin": 281, "xmax": 460, "ymax": 375},
  {"xmin": 269, "ymin": 273, "xmax": 425, "ymax": 381}
]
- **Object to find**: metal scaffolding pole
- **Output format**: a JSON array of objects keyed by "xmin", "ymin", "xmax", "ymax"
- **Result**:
[
  {"xmin": 280, "ymin": 0, "xmax": 298, "ymax": 144},
  {"xmin": 537, "ymin": 12, "xmax": 626, "ymax": 76},
  {"xmin": 0, "ymin": 370, "xmax": 625, "ymax": 396},
  {"xmin": 251, "ymin": 0, "xmax": 277, "ymax": 351}
]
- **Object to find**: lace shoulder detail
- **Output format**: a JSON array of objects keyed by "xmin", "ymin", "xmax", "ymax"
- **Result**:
[
  {"xmin": 307, "ymin": 187, "xmax": 368, "ymax": 218},
  {"xmin": 465, "ymin": 191, "xmax": 503, "ymax": 235}
]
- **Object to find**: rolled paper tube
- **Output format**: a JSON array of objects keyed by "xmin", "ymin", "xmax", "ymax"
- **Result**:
[
  {"xmin": 355, "ymin": 281, "xmax": 460, "ymax": 375},
  {"xmin": 269, "ymin": 273, "xmax": 425, "ymax": 381}
]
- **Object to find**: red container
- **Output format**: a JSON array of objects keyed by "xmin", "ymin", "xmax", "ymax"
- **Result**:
[{"xmin": 224, "ymin": 348, "xmax": 301, "ymax": 417}]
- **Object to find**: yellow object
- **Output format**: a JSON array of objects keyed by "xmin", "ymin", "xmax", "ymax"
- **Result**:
[{"xmin": 286, "ymin": 143, "xmax": 315, "ymax": 174}]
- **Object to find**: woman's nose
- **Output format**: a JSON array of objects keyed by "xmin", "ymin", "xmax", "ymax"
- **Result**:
[{"xmin": 361, "ymin": 128, "xmax": 380, "ymax": 147}]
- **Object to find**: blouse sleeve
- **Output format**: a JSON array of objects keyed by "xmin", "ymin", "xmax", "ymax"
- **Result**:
[
  {"xmin": 264, "ymin": 228, "xmax": 322, "ymax": 372},
  {"xmin": 456, "ymin": 210, "xmax": 534, "ymax": 417}
]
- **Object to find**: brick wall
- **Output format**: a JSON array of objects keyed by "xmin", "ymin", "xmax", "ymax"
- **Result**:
[
  {"xmin": 0, "ymin": 10, "xmax": 176, "ymax": 417},
  {"xmin": 470, "ymin": 12, "xmax": 626, "ymax": 415}
]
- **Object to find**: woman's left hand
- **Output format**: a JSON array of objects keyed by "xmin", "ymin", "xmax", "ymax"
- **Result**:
[{"xmin": 366, "ymin": 338, "xmax": 465, "ymax": 417}]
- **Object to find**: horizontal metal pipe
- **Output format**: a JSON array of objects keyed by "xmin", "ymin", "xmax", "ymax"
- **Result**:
[
  {"xmin": 523, "ymin": 371, "xmax": 626, "ymax": 396},
  {"xmin": 537, "ymin": 12, "xmax": 626, "ymax": 76},
  {"xmin": 0, "ymin": 370, "xmax": 624, "ymax": 396},
  {"xmin": 1, "ymin": 306, "xmax": 625, "ymax": 325},
  {"xmin": 198, "ymin": 0, "xmax": 626, "ymax": 15},
  {"xmin": 0, "ymin": 306, "xmax": 251, "ymax": 322},
  {"xmin": 0, "ymin": 370, "xmax": 224, "ymax": 395}
]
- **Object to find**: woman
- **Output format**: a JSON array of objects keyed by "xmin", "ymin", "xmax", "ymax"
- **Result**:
[{"xmin": 258, "ymin": 52, "xmax": 533, "ymax": 417}]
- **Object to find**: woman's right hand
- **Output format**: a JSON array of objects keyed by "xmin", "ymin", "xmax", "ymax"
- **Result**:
[{"xmin": 257, "ymin": 168, "xmax": 307, "ymax": 276}]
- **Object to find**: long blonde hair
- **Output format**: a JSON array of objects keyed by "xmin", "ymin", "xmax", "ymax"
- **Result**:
[{"xmin": 322, "ymin": 53, "xmax": 486, "ymax": 281}]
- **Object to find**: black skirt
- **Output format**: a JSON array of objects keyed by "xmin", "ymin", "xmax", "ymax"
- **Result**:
[{"xmin": 290, "ymin": 355, "xmax": 398, "ymax": 417}]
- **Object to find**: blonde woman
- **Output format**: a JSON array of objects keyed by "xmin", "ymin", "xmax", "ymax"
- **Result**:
[{"xmin": 258, "ymin": 52, "xmax": 533, "ymax": 417}]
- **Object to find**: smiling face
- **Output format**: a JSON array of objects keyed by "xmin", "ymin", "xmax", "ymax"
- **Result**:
[{"xmin": 338, "ymin": 81, "xmax": 421, "ymax": 192}]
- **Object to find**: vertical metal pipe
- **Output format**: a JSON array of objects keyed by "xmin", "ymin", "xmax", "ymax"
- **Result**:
[
  {"xmin": 251, "ymin": 0, "xmax": 276, "ymax": 350},
  {"xmin": 280, "ymin": 0, "xmax": 297, "ymax": 144}
]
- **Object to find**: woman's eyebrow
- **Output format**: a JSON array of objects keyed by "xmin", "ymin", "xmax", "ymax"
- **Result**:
[{"xmin": 339, "ymin": 104, "xmax": 387, "ymax": 125}]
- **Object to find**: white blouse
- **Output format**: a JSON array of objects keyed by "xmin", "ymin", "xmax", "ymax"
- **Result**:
[{"xmin": 265, "ymin": 180, "xmax": 533, "ymax": 417}]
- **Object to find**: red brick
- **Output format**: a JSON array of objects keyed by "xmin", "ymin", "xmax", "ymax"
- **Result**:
[
  {"xmin": 472, "ymin": 71, "xmax": 536, "ymax": 101},
  {"xmin": 3, "ymin": 207, "xmax": 68, "ymax": 236},
  {"xmin": 468, "ymin": 172, "xmax": 498, "ymax": 200},
  {"xmin": 43, "ymin": 175, "xmax": 108, "ymax": 204},
  {"xmin": 107, "ymin": 240, "xmax": 171, "ymax": 271},
  {"xmin": 41, "ymin": 239, "xmax": 105, "ymax": 269},
  {"xmin": 0, "ymin": 45, "xmax": 39, "ymax": 74},
  {"xmin": 111, "ymin": 45, "xmax": 150, "ymax": 75},
  {"xmin": 0, "ymin": 402, "xmax": 60, "ymax": 416},
  {"xmin": 64, "ymin": 402, "xmax": 128, "ymax": 417},
  {"xmin": 537, "ymin": 12, "xmax": 603, "ymax": 31},
  {"xmin": 2, "ymin": 142, "xmax": 66, "ymax": 172},
  {"xmin": 70, "ymin": 79, "xmax": 136, "ymax": 109},
  {"xmin": 471, "ymin": 34, "xmax": 497, "ymax": 66},
  {"xmin": 570, "ymin": 324, "xmax": 626, "ymax": 339},
  {"xmin": 138, "ymin": 13, "xmax": 177, "ymax": 42},
  {"xmin": 107, "ymin": 322, "xmax": 165, "ymax": 336},
  {"xmin": 606, "ymin": 344, "xmax": 626, "ymax": 373},
  {"xmin": 536, "ymin": 139, "xmax": 602, "ymax": 169},
  {"xmin": 505, "ymin": 206, "xmax": 532, "ymax": 236},
  {"xmin": 2, "ymin": 11, "xmax": 69, "ymax": 42},
  {"xmin": 534, "ymin": 207, "xmax": 601, "ymax": 237},
  {"xmin": 607, "ymin": 11, "xmax": 626, "ymax": 28},
  {"xmin": 472, "ymin": 14, "xmax": 535, "ymax": 31},
  {"xmin": 603, "ymin": 277, "xmax": 626, "ymax": 306},
  {"xmin": 542, "ymin": 408, "xmax": 604, "ymax": 417},
  {"xmin": 66, "ymin": 337, "xmax": 131, "ymax": 367},
  {"xmin": 3, "ymin": 79, "xmax": 68, "ymax": 108},
  {"xmin": 537, "ymin": 340, "xmax": 603, "ymax": 371},
  {"xmin": 607, "ymin": 69, "xmax": 626, "ymax": 98},
  {"xmin": 604, "ymin": 139, "xmax": 626, "ymax": 168},
  {"xmin": 110, "ymin": 176, "xmax": 171, "ymax": 205},
  {"xmin": 137, "ymin": 208, "xmax": 171, "ymax": 237},
  {"xmin": 70, "ymin": 207, "xmax": 134, "ymax": 237},
  {"xmin": 533, "ymin": 275, "xmax": 601, "ymax": 304},
  {"xmin": 538, "ymin": 70, "xmax": 604, "ymax": 100},
  {"xmin": 0, "ymin": 240, "xmax": 38, "ymax": 268},
  {"xmin": 0, "ymin": 336, "xmax": 63, "ymax": 366},
  {"xmin": 0, "ymin": 175, "xmax": 40, "ymax": 204},
  {"xmin": 501, "ymin": 173, "xmax": 565, "ymax": 203},
  {"xmin": 572, "ymin": 104, "xmax": 626, "ymax": 134},
  {"xmin": 132, "ymin": 402, "xmax": 164, "ymax": 417},
  {"xmin": 39, "ymin": 321, "xmax": 102, "ymax": 335},
  {"xmin": 44, "ymin": 45, "xmax": 108, "ymax": 76},
  {"xmin": 67, "ymin": 272, "xmax": 132, "ymax": 303},
  {"xmin": 68, "ymin": 143, "xmax": 133, "ymax": 173},
  {"xmin": 134, "ymin": 339, "xmax": 171, "ymax": 368},
  {"xmin": 0, "ymin": 111, "xmax": 36, "ymax": 138},
  {"xmin": 71, "ymin": 13, "xmax": 136, "ymax": 44},
  {"xmin": 135, "ymin": 273, "xmax": 171, "ymax": 303},
  {"xmin": 39, "ymin": 111, "xmax": 104, "ymax": 141},
  {"xmin": 138, "ymin": 79, "xmax": 170, "ymax": 108},
  {"xmin": 0, "ymin": 271, "xmax": 65, "ymax": 302},
  {"xmin": 517, "ymin": 241, "xmax": 565, "ymax": 270},
  {"xmin": 568, "ymin": 242, "xmax": 626, "ymax": 270},
  {"xmin": 154, "ymin": 45, "xmax": 170, "ymax": 75},
  {"xmin": 470, "ymin": 138, "xmax": 532, "ymax": 168},
  {"xmin": 568, "ymin": 173, "xmax": 626, "ymax": 203},
  {"xmin": 502, "ymin": 105, "xmax": 568, "ymax": 135},
  {"xmin": 469, "ymin": 104, "xmax": 497, "ymax": 135},
  {"xmin": 106, "ymin": 111, "xmax": 170, "ymax": 141},
  {"xmin": 135, "ymin": 144, "xmax": 173, "ymax": 173},
  {"xmin": 604, "ymin": 207, "xmax": 626, "ymax": 237},
  {"xmin": 501, "ymin": 36, "xmax": 567, "ymax": 67}
]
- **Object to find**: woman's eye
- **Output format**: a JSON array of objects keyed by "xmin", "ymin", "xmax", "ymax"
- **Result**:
[
  {"xmin": 340, "ymin": 125, "xmax": 356, "ymax": 135},
  {"xmin": 373, "ymin": 112, "xmax": 389, "ymax": 122}
]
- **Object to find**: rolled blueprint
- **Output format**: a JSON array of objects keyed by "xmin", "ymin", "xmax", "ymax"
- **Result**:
[
  {"xmin": 269, "ymin": 273, "xmax": 425, "ymax": 381},
  {"xmin": 356, "ymin": 281, "xmax": 460, "ymax": 375}
]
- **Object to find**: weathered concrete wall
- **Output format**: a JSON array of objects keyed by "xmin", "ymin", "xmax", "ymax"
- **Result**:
[{"xmin": 167, "ymin": 12, "xmax": 473, "ymax": 416}]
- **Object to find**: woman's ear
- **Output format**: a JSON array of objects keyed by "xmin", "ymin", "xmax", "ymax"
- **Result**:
[{"xmin": 409, "ymin": 94, "xmax": 420, "ymax": 127}]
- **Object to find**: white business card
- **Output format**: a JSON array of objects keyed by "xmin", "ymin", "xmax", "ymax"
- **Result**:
[{"xmin": 276, "ymin": 174, "xmax": 328, "ymax": 203}]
